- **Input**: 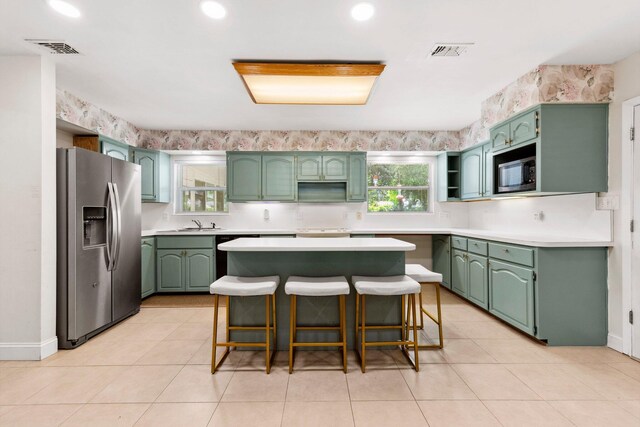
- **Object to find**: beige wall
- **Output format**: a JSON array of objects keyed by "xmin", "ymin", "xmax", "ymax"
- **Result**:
[{"xmin": 607, "ymin": 51, "xmax": 640, "ymax": 349}]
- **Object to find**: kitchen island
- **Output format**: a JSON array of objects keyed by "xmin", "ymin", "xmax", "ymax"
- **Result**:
[{"xmin": 218, "ymin": 237, "xmax": 416, "ymax": 350}]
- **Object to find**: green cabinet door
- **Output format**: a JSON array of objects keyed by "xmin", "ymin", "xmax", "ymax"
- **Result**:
[
  {"xmin": 467, "ymin": 253, "xmax": 488, "ymax": 309},
  {"xmin": 262, "ymin": 155, "xmax": 295, "ymax": 201},
  {"xmin": 347, "ymin": 153, "xmax": 367, "ymax": 201},
  {"xmin": 157, "ymin": 250, "xmax": 185, "ymax": 292},
  {"xmin": 488, "ymin": 259, "xmax": 535, "ymax": 334},
  {"xmin": 451, "ymin": 249, "xmax": 468, "ymax": 297},
  {"xmin": 510, "ymin": 109, "xmax": 539, "ymax": 146},
  {"xmin": 482, "ymin": 142, "xmax": 493, "ymax": 197},
  {"xmin": 461, "ymin": 146, "xmax": 483, "ymax": 199},
  {"xmin": 297, "ymin": 155, "xmax": 322, "ymax": 180},
  {"xmin": 100, "ymin": 136, "xmax": 129, "ymax": 161},
  {"xmin": 490, "ymin": 122, "xmax": 510, "ymax": 151},
  {"xmin": 141, "ymin": 237, "xmax": 156, "ymax": 298},
  {"xmin": 322, "ymin": 155, "xmax": 348, "ymax": 180},
  {"xmin": 130, "ymin": 147, "xmax": 171, "ymax": 203},
  {"xmin": 432, "ymin": 235, "xmax": 451, "ymax": 289},
  {"xmin": 227, "ymin": 154, "xmax": 262, "ymax": 201},
  {"xmin": 185, "ymin": 249, "xmax": 215, "ymax": 292}
]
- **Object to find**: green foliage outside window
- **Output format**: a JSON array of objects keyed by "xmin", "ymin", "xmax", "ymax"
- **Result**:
[{"xmin": 367, "ymin": 163, "xmax": 430, "ymax": 212}]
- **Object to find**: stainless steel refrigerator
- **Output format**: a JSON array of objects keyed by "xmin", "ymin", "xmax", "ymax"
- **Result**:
[{"xmin": 57, "ymin": 148, "xmax": 141, "ymax": 349}]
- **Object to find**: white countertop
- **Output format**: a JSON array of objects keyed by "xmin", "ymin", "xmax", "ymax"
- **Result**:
[
  {"xmin": 218, "ymin": 237, "xmax": 416, "ymax": 252},
  {"xmin": 142, "ymin": 228, "xmax": 612, "ymax": 247}
]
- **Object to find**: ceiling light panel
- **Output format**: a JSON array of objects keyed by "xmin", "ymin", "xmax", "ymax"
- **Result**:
[{"xmin": 233, "ymin": 63, "xmax": 385, "ymax": 105}]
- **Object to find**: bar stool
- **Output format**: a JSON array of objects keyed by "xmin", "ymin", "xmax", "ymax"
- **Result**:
[
  {"xmin": 285, "ymin": 276, "xmax": 349, "ymax": 373},
  {"xmin": 353, "ymin": 275, "xmax": 421, "ymax": 372},
  {"xmin": 406, "ymin": 264, "xmax": 444, "ymax": 349},
  {"xmin": 209, "ymin": 275, "xmax": 279, "ymax": 374}
]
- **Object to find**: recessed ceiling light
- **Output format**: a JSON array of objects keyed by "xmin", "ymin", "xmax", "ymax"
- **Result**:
[
  {"xmin": 232, "ymin": 62, "xmax": 385, "ymax": 105},
  {"xmin": 46, "ymin": 0, "xmax": 81, "ymax": 18},
  {"xmin": 200, "ymin": 1, "xmax": 226, "ymax": 19},
  {"xmin": 351, "ymin": 3, "xmax": 375, "ymax": 21}
]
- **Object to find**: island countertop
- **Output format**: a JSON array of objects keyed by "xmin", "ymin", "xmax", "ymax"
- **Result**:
[{"xmin": 218, "ymin": 237, "xmax": 416, "ymax": 252}]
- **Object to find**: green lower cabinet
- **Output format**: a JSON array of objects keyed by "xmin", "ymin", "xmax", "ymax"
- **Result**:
[
  {"xmin": 488, "ymin": 259, "xmax": 535, "ymax": 335},
  {"xmin": 467, "ymin": 253, "xmax": 488, "ymax": 309},
  {"xmin": 451, "ymin": 249, "xmax": 468, "ymax": 297},
  {"xmin": 432, "ymin": 235, "xmax": 451, "ymax": 289},
  {"xmin": 157, "ymin": 250, "xmax": 185, "ymax": 292},
  {"xmin": 141, "ymin": 237, "xmax": 156, "ymax": 298},
  {"xmin": 185, "ymin": 249, "xmax": 215, "ymax": 291}
]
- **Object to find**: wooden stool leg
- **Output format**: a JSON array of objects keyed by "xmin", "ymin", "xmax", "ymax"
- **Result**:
[
  {"xmin": 434, "ymin": 283, "xmax": 443, "ymax": 348},
  {"xmin": 361, "ymin": 294, "xmax": 366, "ymax": 373},
  {"xmin": 272, "ymin": 291, "xmax": 277, "ymax": 343},
  {"xmin": 401, "ymin": 294, "xmax": 406, "ymax": 346},
  {"xmin": 226, "ymin": 296, "xmax": 231, "ymax": 345},
  {"xmin": 340, "ymin": 295, "xmax": 347, "ymax": 373},
  {"xmin": 411, "ymin": 293, "xmax": 420, "ymax": 372},
  {"xmin": 354, "ymin": 292, "xmax": 360, "ymax": 357},
  {"xmin": 211, "ymin": 294, "xmax": 219, "ymax": 374},
  {"xmin": 289, "ymin": 295, "xmax": 295, "ymax": 374},
  {"xmin": 265, "ymin": 294, "xmax": 271, "ymax": 374},
  {"xmin": 418, "ymin": 292, "xmax": 425, "ymax": 330}
]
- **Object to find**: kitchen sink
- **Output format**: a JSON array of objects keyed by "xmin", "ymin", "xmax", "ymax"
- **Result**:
[{"xmin": 163, "ymin": 227, "xmax": 223, "ymax": 233}]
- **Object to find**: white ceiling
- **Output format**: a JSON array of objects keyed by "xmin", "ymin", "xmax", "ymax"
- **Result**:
[{"xmin": 1, "ymin": 0, "xmax": 639, "ymax": 131}]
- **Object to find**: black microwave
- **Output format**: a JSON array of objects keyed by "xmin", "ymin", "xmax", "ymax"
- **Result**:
[{"xmin": 497, "ymin": 156, "xmax": 536, "ymax": 193}]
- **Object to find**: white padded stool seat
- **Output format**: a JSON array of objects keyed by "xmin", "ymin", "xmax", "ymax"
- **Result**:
[
  {"xmin": 285, "ymin": 276, "xmax": 350, "ymax": 296},
  {"xmin": 405, "ymin": 264, "xmax": 443, "ymax": 283},
  {"xmin": 209, "ymin": 275, "xmax": 279, "ymax": 296},
  {"xmin": 353, "ymin": 275, "xmax": 420, "ymax": 296}
]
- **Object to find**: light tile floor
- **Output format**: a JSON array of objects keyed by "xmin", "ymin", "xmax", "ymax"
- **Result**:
[{"xmin": 1, "ymin": 288, "xmax": 639, "ymax": 426}]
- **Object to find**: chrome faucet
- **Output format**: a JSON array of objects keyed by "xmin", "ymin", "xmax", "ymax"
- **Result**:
[{"xmin": 192, "ymin": 219, "xmax": 202, "ymax": 229}]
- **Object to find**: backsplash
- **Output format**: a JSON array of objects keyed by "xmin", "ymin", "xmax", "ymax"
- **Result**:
[{"xmin": 56, "ymin": 64, "xmax": 614, "ymax": 151}]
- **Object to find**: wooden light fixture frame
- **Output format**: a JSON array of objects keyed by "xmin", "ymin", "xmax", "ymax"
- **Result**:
[{"xmin": 232, "ymin": 62, "xmax": 386, "ymax": 104}]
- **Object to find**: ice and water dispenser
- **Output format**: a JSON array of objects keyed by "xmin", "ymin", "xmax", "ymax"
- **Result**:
[{"xmin": 82, "ymin": 206, "xmax": 107, "ymax": 248}]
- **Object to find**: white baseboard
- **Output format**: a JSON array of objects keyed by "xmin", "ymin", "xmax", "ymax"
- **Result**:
[
  {"xmin": 0, "ymin": 336, "xmax": 58, "ymax": 360},
  {"xmin": 607, "ymin": 333, "xmax": 624, "ymax": 353}
]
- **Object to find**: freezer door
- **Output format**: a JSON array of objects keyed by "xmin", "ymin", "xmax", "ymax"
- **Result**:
[
  {"xmin": 111, "ymin": 158, "xmax": 141, "ymax": 321},
  {"xmin": 69, "ymin": 148, "xmax": 113, "ymax": 340}
]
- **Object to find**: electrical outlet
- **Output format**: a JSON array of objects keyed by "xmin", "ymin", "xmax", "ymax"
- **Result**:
[
  {"xmin": 263, "ymin": 209, "xmax": 270, "ymax": 220},
  {"xmin": 533, "ymin": 211, "xmax": 544, "ymax": 221},
  {"xmin": 356, "ymin": 212, "xmax": 363, "ymax": 220},
  {"xmin": 296, "ymin": 210, "xmax": 303, "ymax": 220},
  {"xmin": 439, "ymin": 211, "xmax": 451, "ymax": 220},
  {"xmin": 162, "ymin": 213, "xmax": 169, "ymax": 221}
]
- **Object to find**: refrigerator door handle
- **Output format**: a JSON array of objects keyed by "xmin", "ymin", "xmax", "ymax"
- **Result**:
[
  {"xmin": 106, "ymin": 182, "xmax": 116, "ymax": 271},
  {"xmin": 112, "ymin": 182, "xmax": 123, "ymax": 270}
]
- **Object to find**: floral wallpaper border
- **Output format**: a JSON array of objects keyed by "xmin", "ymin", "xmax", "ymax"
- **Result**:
[{"xmin": 56, "ymin": 64, "xmax": 614, "ymax": 152}]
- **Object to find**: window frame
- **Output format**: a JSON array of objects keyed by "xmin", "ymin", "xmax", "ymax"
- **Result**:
[
  {"xmin": 173, "ymin": 155, "xmax": 229, "ymax": 215},
  {"xmin": 366, "ymin": 153, "xmax": 436, "ymax": 214}
]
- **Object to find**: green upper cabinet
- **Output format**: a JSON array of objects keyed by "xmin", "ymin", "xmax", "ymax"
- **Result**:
[
  {"xmin": 322, "ymin": 155, "xmax": 348, "ymax": 180},
  {"xmin": 482, "ymin": 142, "xmax": 493, "ymax": 198},
  {"xmin": 347, "ymin": 153, "xmax": 367, "ymax": 201},
  {"xmin": 141, "ymin": 237, "xmax": 155, "ymax": 299},
  {"xmin": 436, "ymin": 152, "xmax": 460, "ymax": 202},
  {"xmin": 227, "ymin": 154, "xmax": 262, "ymax": 201},
  {"xmin": 227, "ymin": 151, "xmax": 365, "ymax": 203},
  {"xmin": 488, "ymin": 259, "xmax": 535, "ymax": 334},
  {"xmin": 432, "ymin": 235, "xmax": 451, "ymax": 289},
  {"xmin": 262, "ymin": 155, "xmax": 296, "ymax": 201},
  {"xmin": 491, "ymin": 108, "xmax": 539, "ymax": 151},
  {"xmin": 130, "ymin": 147, "xmax": 171, "ymax": 203},
  {"xmin": 461, "ymin": 146, "xmax": 483, "ymax": 200},
  {"xmin": 490, "ymin": 104, "xmax": 608, "ymax": 194},
  {"xmin": 100, "ymin": 136, "xmax": 130, "ymax": 161},
  {"xmin": 297, "ymin": 154, "xmax": 348, "ymax": 181}
]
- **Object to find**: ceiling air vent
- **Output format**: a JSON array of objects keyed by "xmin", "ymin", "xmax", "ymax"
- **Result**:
[
  {"xmin": 430, "ymin": 43, "xmax": 473, "ymax": 57},
  {"xmin": 26, "ymin": 39, "xmax": 80, "ymax": 54}
]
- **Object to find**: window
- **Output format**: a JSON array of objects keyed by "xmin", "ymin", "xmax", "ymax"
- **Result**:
[
  {"xmin": 367, "ymin": 156, "xmax": 432, "ymax": 213},
  {"xmin": 175, "ymin": 160, "xmax": 228, "ymax": 213}
]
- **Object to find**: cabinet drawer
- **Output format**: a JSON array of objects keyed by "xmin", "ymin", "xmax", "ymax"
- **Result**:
[
  {"xmin": 451, "ymin": 236, "xmax": 468, "ymax": 250},
  {"xmin": 467, "ymin": 239, "xmax": 488, "ymax": 256},
  {"xmin": 156, "ymin": 236, "xmax": 214, "ymax": 249},
  {"xmin": 489, "ymin": 243, "xmax": 534, "ymax": 267}
]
